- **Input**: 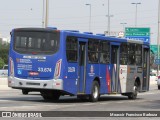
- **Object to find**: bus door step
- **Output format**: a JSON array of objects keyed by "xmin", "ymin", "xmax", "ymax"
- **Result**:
[
  {"xmin": 109, "ymin": 92, "xmax": 117, "ymax": 94},
  {"xmin": 77, "ymin": 93, "xmax": 86, "ymax": 95}
]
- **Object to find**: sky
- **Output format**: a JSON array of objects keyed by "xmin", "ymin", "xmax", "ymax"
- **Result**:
[{"xmin": 0, "ymin": 0, "xmax": 159, "ymax": 44}]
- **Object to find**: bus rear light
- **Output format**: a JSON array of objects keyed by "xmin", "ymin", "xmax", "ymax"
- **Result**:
[
  {"xmin": 8, "ymin": 80, "xmax": 12, "ymax": 84},
  {"xmin": 9, "ymin": 57, "xmax": 14, "ymax": 76},
  {"xmin": 54, "ymin": 59, "xmax": 62, "ymax": 79},
  {"xmin": 53, "ymin": 82, "xmax": 61, "ymax": 86},
  {"xmin": 158, "ymin": 76, "xmax": 160, "ymax": 79},
  {"xmin": 8, "ymin": 80, "xmax": 14, "ymax": 86},
  {"xmin": 32, "ymin": 52, "xmax": 38, "ymax": 55},
  {"xmin": 56, "ymin": 83, "xmax": 60, "ymax": 86},
  {"xmin": 120, "ymin": 69, "xmax": 122, "ymax": 74}
]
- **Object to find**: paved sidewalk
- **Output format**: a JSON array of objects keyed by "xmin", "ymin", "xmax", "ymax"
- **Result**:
[{"xmin": 0, "ymin": 77, "xmax": 11, "ymax": 90}]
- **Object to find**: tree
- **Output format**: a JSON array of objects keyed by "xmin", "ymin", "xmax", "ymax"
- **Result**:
[
  {"xmin": 0, "ymin": 57, "xmax": 5, "ymax": 69},
  {"xmin": 150, "ymin": 50, "xmax": 155, "ymax": 66},
  {"xmin": 0, "ymin": 48, "xmax": 9, "ymax": 64},
  {"xmin": 0, "ymin": 42, "xmax": 9, "ymax": 65}
]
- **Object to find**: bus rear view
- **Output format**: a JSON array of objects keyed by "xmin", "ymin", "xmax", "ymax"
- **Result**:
[{"xmin": 8, "ymin": 28, "xmax": 63, "ymax": 100}]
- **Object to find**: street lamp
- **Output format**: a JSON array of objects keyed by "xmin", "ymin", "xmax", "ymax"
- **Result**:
[
  {"xmin": 131, "ymin": 2, "xmax": 141, "ymax": 27},
  {"xmin": 120, "ymin": 23, "xmax": 127, "ymax": 32},
  {"xmin": 85, "ymin": 4, "xmax": 91, "ymax": 32}
]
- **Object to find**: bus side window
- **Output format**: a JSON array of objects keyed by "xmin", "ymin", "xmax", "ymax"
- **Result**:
[
  {"xmin": 100, "ymin": 53, "xmax": 110, "ymax": 64},
  {"xmin": 120, "ymin": 43, "xmax": 128, "ymax": 65},
  {"xmin": 66, "ymin": 37, "xmax": 78, "ymax": 62},
  {"xmin": 128, "ymin": 43, "xmax": 135, "ymax": 65},
  {"xmin": 135, "ymin": 44, "xmax": 142, "ymax": 65},
  {"xmin": 100, "ymin": 41, "xmax": 110, "ymax": 64},
  {"xmin": 88, "ymin": 39, "xmax": 99, "ymax": 63},
  {"xmin": 89, "ymin": 52, "xmax": 98, "ymax": 63}
]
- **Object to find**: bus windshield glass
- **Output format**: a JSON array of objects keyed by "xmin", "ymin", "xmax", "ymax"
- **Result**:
[{"xmin": 13, "ymin": 31, "xmax": 60, "ymax": 54}]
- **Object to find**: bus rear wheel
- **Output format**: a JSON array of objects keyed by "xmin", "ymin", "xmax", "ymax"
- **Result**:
[
  {"xmin": 22, "ymin": 89, "xmax": 29, "ymax": 95},
  {"xmin": 77, "ymin": 95, "xmax": 88, "ymax": 101},
  {"xmin": 41, "ymin": 91, "xmax": 60, "ymax": 101},
  {"xmin": 89, "ymin": 81, "xmax": 100, "ymax": 102},
  {"xmin": 128, "ymin": 83, "xmax": 138, "ymax": 100},
  {"xmin": 42, "ymin": 95, "xmax": 60, "ymax": 101}
]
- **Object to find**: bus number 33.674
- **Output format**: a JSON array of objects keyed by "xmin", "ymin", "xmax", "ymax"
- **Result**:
[{"xmin": 38, "ymin": 67, "xmax": 52, "ymax": 72}]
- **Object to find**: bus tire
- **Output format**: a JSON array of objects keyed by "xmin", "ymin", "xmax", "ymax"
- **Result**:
[
  {"xmin": 42, "ymin": 95, "xmax": 60, "ymax": 101},
  {"xmin": 128, "ymin": 82, "xmax": 138, "ymax": 100},
  {"xmin": 89, "ymin": 81, "xmax": 100, "ymax": 102},
  {"xmin": 77, "ymin": 95, "xmax": 88, "ymax": 101},
  {"xmin": 41, "ymin": 91, "xmax": 60, "ymax": 101},
  {"xmin": 158, "ymin": 86, "xmax": 160, "ymax": 90},
  {"xmin": 42, "ymin": 95, "xmax": 52, "ymax": 101},
  {"xmin": 22, "ymin": 89, "xmax": 29, "ymax": 95},
  {"xmin": 52, "ymin": 94, "xmax": 60, "ymax": 101}
]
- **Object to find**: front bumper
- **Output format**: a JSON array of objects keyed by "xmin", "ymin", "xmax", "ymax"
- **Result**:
[{"xmin": 8, "ymin": 76, "xmax": 63, "ymax": 90}]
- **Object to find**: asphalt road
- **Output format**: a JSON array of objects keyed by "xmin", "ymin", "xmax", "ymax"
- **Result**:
[{"xmin": 0, "ymin": 83, "xmax": 160, "ymax": 120}]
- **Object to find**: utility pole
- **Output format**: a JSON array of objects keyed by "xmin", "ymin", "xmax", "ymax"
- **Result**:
[
  {"xmin": 157, "ymin": 0, "xmax": 160, "ymax": 75},
  {"xmin": 104, "ymin": 0, "xmax": 113, "ymax": 36},
  {"xmin": 42, "ymin": 0, "xmax": 45, "ymax": 27},
  {"xmin": 108, "ymin": 0, "xmax": 110, "ymax": 35},
  {"xmin": 43, "ymin": 0, "xmax": 49, "ymax": 28},
  {"xmin": 107, "ymin": 0, "xmax": 114, "ymax": 35}
]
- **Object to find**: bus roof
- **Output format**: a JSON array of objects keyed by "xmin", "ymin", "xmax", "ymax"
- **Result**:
[
  {"xmin": 12, "ymin": 27, "xmax": 149, "ymax": 45},
  {"xmin": 61, "ymin": 30, "xmax": 148, "ymax": 45}
]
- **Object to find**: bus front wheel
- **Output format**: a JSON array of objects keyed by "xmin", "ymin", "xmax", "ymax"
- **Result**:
[{"xmin": 89, "ymin": 81, "xmax": 100, "ymax": 102}]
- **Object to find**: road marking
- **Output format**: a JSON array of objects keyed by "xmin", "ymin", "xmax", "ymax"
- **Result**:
[
  {"xmin": 0, "ymin": 103, "xmax": 77, "ymax": 111},
  {"xmin": 81, "ymin": 103, "xmax": 96, "ymax": 106},
  {"xmin": 116, "ymin": 101, "xmax": 124, "ymax": 104},
  {"xmin": 139, "ymin": 92, "xmax": 157, "ymax": 95},
  {"xmin": 99, "ymin": 102, "xmax": 109, "ymax": 105},
  {"xmin": 0, "ymin": 100, "xmax": 11, "ymax": 102}
]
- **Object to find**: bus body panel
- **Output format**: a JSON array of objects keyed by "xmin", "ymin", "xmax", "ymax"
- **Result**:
[
  {"xmin": 99, "ymin": 64, "xmax": 109, "ymax": 94},
  {"xmin": 119, "ymin": 65, "xmax": 127, "ymax": 93},
  {"xmin": 63, "ymin": 63, "xmax": 78, "ymax": 94}
]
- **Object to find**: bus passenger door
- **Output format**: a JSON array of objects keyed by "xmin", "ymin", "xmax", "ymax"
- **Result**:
[
  {"xmin": 142, "ymin": 47, "xmax": 150, "ymax": 91},
  {"xmin": 78, "ymin": 40, "xmax": 87, "ymax": 93},
  {"xmin": 111, "ymin": 45, "xmax": 120, "ymax": 93}
]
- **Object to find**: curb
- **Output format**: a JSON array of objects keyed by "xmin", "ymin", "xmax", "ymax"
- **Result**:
[{"xmin": 0, "ymin": 85, "xmax": 12, "ymax": 90}]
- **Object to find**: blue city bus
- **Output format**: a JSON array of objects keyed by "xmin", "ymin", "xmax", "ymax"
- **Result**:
[{"xmin": 8, "ymin": 27, "xmax": 150, "ymax": 102}]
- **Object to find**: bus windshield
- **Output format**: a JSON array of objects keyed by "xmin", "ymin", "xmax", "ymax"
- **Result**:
[{"xmin": 13, "ymin": 31, "xmax": 60, "ymax": 54}]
